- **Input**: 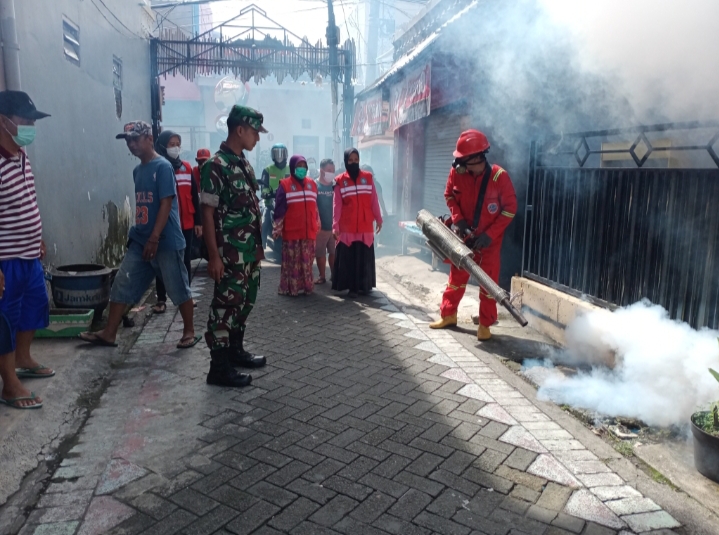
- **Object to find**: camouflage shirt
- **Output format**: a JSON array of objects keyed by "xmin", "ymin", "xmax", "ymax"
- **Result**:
[{"xmin": 200, "ymin": 142, "xmax": 264, "ymax": 264}]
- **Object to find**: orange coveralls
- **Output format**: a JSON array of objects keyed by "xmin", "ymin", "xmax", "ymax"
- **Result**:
[{"xmin": 440, "ymin": 164, "xmax": 517, "ymax": 327}]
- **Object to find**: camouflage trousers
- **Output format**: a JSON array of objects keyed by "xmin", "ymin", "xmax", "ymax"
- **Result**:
[{"xmin": 205, "ymin": 260, "xmax": 261, "ymax": 350}]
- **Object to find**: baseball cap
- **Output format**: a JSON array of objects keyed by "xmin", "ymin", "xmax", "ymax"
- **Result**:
[
  {"xmin": 228, "ymin": 105, "xmax": 268, "ymax": 133},
  {"xmin": 0, "ymin": 90, "xmax": 50, "ymax": 120},
  {"xmin": 196, "ymin": 148, "xmax": 211, "ymax": 161},
  {"xmin": 116, "ymin": 121, "xmax": 152, "ymax": 139}
]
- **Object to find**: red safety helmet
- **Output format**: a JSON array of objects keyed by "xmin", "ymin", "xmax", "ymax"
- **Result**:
[
  {"xmin": 453, "ymin": 129, "xmax": 490, "ymax": 159},
  {"xmin": 196, "ymin": 148, "xmax": 211, "ymax": 161}
]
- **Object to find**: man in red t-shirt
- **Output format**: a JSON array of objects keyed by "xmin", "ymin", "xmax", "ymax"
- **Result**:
[
  {"xmin": 429, "ymin": 130, "xmax": 517, "ymax": 341},
  {"xmin": 192, "ymin": 149, "xmax": 210, "ymax": 261},
  {"xmin": 193, "ymin": 148, "xmax": 210, "ymax": 189}
]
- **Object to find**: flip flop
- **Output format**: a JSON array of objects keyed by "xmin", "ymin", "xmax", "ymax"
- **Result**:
[
  {"xmin": 152, "ymin": 302, "xmax": 167, "ymax": 314},
  {"xmin": 0, "ymin": 392, "xmax": 43, "ymax": 409},
  {"xmin": 77, "ymin": 332, "xmax": 119, "ymax": 347},
  {"xmin": 177, "ymin": 335, "xmax": 202, "ymax": 349},
  {"xmin": 15, "ymin": 365, "xmax": 55, "ymax": 379},
  {"xmin": 314, "ymin": 277, "xmax": 326, "ymax": 284}
]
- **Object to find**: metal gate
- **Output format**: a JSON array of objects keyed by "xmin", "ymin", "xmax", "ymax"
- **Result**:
[
  {"xmin": 522, "ymin": 121, "xmax": 719, "ymax": 329},
  {"xmin": 150, "ymin": 4, "xmax": 356, "ymax": 144}
]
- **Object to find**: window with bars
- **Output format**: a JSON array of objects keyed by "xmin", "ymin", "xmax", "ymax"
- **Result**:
[
  {"xmin": 63, "ymin": 17, "xmax": 80, "ymax": 66},
  {"xmin": 113, "ymin": 56, "xmax": 123, "ymax": 119}
]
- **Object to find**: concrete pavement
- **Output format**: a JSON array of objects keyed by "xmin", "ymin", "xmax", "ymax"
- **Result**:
[{"xmin": 1, "ymin": 256, "xmax": 716, "ymax": 534}]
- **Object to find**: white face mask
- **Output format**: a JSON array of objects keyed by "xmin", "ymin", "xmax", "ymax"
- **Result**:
[
  {"xmin": 166, "ymin": 146, "xmax": 182, "ymax": 159},
  {"xmin": 321, "ymin": 170, "xmax": 335, "ymax": 182}
]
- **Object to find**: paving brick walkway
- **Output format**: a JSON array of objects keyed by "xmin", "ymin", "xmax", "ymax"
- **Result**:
[{"xmin": 15, "ymin": 261, "xmax": 681, "ymax": 535}]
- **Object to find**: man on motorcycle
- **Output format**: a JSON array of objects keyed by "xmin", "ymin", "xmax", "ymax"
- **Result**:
[{"xmin": 259, "ymin": 143, "xmax": 290, "ymax": 249}]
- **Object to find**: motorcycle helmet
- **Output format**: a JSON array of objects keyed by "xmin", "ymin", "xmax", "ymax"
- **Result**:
[{"xmin": 271, "ymin": 143, "xmax": 288, "ymax": 167}]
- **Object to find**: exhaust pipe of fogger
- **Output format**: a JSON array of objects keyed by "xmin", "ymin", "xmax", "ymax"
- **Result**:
[{"xmin": 416, "ymin": 209, "xmax": 528, "ymax": 327}]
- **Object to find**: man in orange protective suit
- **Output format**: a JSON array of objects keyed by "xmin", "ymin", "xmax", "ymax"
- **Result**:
[{"xmin": 429, "ymin": 129, "xmax": 517, "ymax": 341}]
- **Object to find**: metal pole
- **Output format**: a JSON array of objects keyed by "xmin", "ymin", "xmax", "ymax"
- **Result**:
[
  {"xmin": 150, "ymin": 39, "xmax": 161, "ymax": 139},
  {"xmin": 365, "ymin": 0, "xmax": 380, "ymax": 86},
  {"xmin": 0, "ymin": 0, "xmax": 21, "ymax": 90},
  {"xmin": 342, "ymin": 49, "xmax": 354, "ymax": 150},
  {"xmin": 327, "ymin": 0, "xmax": 340, "ymax": 164},
  {"xmin": 0, "ymin": 29, "xmax": 6, "ymax": 91}
]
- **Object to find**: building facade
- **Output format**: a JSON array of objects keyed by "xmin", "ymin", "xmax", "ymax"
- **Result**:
[
  {"xmin": 352, "ymin": 0, "xmax": 632, "ymax": 287},
  {"xmin": 8, "ymin": 0, "xmax": 153, "ymax": 267}
]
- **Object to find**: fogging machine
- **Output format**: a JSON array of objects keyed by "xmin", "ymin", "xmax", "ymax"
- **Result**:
[{"xmin": 416, "ymin": 209, "xmax": 528, "ymax": 327}]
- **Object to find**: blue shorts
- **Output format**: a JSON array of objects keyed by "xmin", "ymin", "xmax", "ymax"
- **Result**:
[
  {"xmin": 110, "ymin": 241, "xmax": 192, "ymax": 306},
  {"xmin": 0, "ymin": 258, "xmax": 50, "ymax": 355}
]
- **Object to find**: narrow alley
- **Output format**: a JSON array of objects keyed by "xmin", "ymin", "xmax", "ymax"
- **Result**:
[{"xmin": 1, "ymin": 258, "xmax": 712, "ymax": 535}]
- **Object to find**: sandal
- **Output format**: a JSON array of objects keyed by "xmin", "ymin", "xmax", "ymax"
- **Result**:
[
  {"xmin": 78, "ymin": 332, "xmax": 118, "ymax": 347},
  {"xmin": 0, "ymin": 392, "xmax": 43, "ymax": 409},
  {"xmin": 15, "ymin": 365, "xmax": 55, "ymax": 379},
  {"xmin": 152, "ymin": 302, "xmax": 167, "ymax": 314},
  {"xmin": 177, "ymin": 335, "xmax": 202, "ymax": 349},
  {"xmin": 314, "ymin": 277, "xmax": 326, "ymax": 284}
]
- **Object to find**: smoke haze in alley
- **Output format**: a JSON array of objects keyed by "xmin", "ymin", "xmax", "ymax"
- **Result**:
[
  {"xmin": 534, "ymin": 301, "xmax": 719, "ymax": 428},
  {"xmin": 541, "ymin": 0, "xmax": 719, "ymax": 121},
  {"xmin": 208, "ymin": 0, "xmax": 719, "ymax": 123}
]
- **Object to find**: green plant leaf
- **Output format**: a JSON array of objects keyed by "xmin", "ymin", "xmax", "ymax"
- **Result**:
[{"xmin": 710, "ymin": 368, "xmax": 719, "ymax": 384}]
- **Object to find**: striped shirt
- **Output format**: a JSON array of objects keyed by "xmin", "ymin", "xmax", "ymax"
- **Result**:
[{"xmin": 0, "ymin": 148, "xmax": 42, "ymax": 260}]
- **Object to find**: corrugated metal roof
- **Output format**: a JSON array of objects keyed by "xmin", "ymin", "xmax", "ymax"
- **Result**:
[{"xmin": 357, "ymin": 0, "xmax": 478, "ymax": 99}]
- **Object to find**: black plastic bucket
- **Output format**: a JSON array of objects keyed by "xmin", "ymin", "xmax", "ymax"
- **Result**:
[
  {"xmin": 691, "ymin": 412, "xmax": 719, "ymax": 483},
  {"xmin": 48, "ymin": 264, "xmax": 112, "ymax": 316}
]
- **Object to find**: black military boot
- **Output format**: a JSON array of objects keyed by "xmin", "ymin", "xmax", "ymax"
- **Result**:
[
  {"xmin": 229, "ymin": 331, "xmax": 267, "ymax": 369},
  {"xmin": 206, "ymin": 348, "xmax": 252, "ymax": 387}
]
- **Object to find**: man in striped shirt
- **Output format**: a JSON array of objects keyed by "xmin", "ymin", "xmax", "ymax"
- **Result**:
[{"xmin": 0, "ymin": 91, "xmax": 53, "ymax": 410}]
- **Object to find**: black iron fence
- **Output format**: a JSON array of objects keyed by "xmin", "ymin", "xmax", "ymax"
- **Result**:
[{"xmin": 522, "ymin": 122, "xmax": 719, "ymax": 329}]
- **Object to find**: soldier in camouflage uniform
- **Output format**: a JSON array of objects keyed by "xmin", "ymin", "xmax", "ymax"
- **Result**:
[{"xmin": 200, "ymin": 105, "xmax": 268, "ymax": 388}]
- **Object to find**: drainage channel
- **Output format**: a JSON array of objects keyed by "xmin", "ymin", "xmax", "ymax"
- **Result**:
[{"xmin": 0, "ymin": 291, "xmax": 156, "ymax": 535}]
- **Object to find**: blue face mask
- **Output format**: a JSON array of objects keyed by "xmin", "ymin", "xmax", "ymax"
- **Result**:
[
  {"xmin": 6, "ymin": 121, "xmax": 36, "ymax": 147},
  {"xmin": 294, "ymin": 167, "xmax": 308, "ymax": 180}
]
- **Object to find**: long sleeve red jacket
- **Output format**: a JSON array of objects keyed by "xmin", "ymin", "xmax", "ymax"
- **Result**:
[{"xmin": 444, "ymin": 164, "xmax": 517, "ymax": 244}]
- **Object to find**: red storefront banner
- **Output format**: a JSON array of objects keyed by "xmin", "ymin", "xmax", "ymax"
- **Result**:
[
  {"xmin": 351, "ymin": 90, "xmax": 388, "ymax": 137},
  {"xmin": 389, "ymin": 62, "xmax": 431, "ymax": 131}
]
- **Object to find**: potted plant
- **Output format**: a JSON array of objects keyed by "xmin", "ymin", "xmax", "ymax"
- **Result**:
[{"xmin": 691, "ymin": 346, "xmax": 719, "ymax": 483}]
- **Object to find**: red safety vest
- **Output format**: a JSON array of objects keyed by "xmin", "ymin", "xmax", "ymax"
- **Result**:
[
  {"xmin": 175, "ymin": 161, "xmax": 195, "ymax": 231},
  {"xmin": 336, "ymin": 170, "xmax": 375, "ymax": 233},
  {"xmin": 280, "ymin": 176, "xmax": 319, "ymax": 241}
]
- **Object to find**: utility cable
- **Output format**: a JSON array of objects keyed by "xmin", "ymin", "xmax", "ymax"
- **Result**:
[{"xmin": 90, "ymin": 0, "xmax": 145, "ymax": 39}]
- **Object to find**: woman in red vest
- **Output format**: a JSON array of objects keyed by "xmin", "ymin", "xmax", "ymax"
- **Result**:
[
  {"xmin": 272, "ymin": 155, "xmax": 319, "ymax": 296},
  {"xmin": 153, "ymin": 130, "xmax": 201, "ymax": 313},
  {"xmin": 331, "ymin": 148, "xmax": 383, "ymax": 298}
]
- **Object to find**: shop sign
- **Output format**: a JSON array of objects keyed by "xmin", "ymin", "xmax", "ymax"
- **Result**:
[
  {"xmin": 351, "ymin": 90, "xmax": 388, "ymax": 137},
  {"xmin": 389, "ymin": 62, "xmax": 431, "ymax": 130}
]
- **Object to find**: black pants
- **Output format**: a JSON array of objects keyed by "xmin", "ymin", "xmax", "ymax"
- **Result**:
[{"xmin": 157, "ymin": 228, "xmax": 194, "ymax": 302}]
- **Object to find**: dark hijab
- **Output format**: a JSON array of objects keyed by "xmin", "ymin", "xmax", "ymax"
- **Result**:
[
  {"xmin": 156, "ymin": 130, "xmax": 182, "ymax": 171},
  {"xmin": 344, "ymin": 147, "xmax": 360, "ymax": 180}
]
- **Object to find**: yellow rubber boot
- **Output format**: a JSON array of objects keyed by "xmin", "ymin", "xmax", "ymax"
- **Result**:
[
  {"xmin": 429, "ymin": 313, "xmax": 457, "ymax": 329},
  {"xmin": 477, "ymin": 324, "xmax": 491, "ymax": 341}
]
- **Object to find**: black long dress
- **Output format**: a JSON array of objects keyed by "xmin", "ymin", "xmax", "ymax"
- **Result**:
[{"xmin": 332, "ymin": 240, "xmax": 376, "ymax": 293}]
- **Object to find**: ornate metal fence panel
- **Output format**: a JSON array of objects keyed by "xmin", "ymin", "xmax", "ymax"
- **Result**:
[{"xmin": 522, "ymin": 122, "xmax": 719, "ymax": 329}]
